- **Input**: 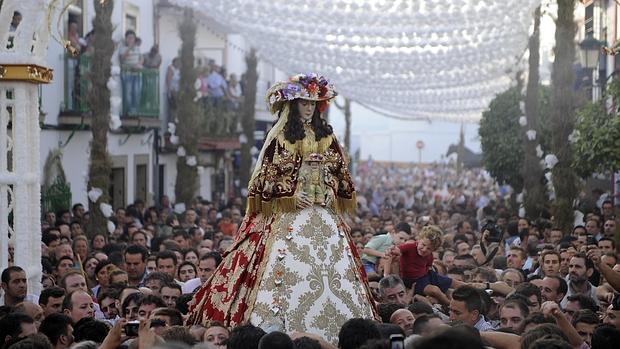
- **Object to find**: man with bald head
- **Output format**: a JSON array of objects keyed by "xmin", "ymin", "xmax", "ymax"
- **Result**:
[
  {"xmin": 62, "ymin": 290, "xmax": 94, "ymax": 323},
  {"xmin": 390, "ymin": 308, "xmax": 415, "ymax": 336},
  {"xmin": 540, "ymin": 276, "xmax": 567, "ymax": 304}
]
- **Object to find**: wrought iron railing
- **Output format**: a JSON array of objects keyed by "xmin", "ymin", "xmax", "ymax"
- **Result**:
[{"xmin": 63, "ymin": 54, "xmax": 160, "ymax": 118}]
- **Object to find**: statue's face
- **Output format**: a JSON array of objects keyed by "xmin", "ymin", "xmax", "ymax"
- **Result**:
[{"xmin": 297, "ymin": 99, "xmax": 316, "ymax": 122}]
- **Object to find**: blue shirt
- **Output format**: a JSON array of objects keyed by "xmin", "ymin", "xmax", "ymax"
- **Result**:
[{"xmin": 207, "ymin": 72, "xmax": 227, "ymax": 97}]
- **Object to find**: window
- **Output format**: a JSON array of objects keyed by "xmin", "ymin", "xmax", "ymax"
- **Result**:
[
  {"xmin": 125, "ymin": 14, "xmax": 137, "ymax": 32},
  {"xmin": 585, "ymin": 4, "xmax": 594, "ymax": 36},
  {"xmin": 123, "ymin": 2, "xmax": 139, "ymax": 35}
]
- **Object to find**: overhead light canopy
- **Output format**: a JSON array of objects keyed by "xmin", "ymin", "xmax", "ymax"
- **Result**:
[{"xmin": 171, "ymin": 0, "xmax": 541, "ymax": 122}]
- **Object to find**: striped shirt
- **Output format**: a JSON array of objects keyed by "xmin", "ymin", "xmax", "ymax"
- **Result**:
[{"xmin": 474, "ymin": 316, "xmax": 496, "ymax": 332}]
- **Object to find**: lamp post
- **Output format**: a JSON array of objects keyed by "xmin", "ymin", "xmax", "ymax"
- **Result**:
[
  {"xmin": 579, "ymin": 35, "xmax": 603, "ymax": 69},
  {"xmin": 579, "ymin": 35, "xmax": 603, "ymax": 100}
]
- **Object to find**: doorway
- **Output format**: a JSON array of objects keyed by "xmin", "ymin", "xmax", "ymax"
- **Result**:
[{"xmin": 110, "ymin": 167, "xmax": 125, "ymax": 209}]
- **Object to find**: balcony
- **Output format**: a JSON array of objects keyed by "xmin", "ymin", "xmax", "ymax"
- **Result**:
[{"xmin": 58, "ymin": 55, "xmax": 160, "ymax": 128}]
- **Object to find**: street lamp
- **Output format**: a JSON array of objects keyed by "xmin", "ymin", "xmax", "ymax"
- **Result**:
[{"xmin": 579, "ymin": 34, "xmax": 603, "ymax": 69}]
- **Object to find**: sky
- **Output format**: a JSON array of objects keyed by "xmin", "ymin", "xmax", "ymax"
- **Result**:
[{"xmin": 329, "ymin": 100, "xmax": 480, "ymax": 163}]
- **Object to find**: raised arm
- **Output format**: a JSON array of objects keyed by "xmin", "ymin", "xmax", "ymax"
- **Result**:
[
  {"xmin": 488, "ymin": 281, "xmax": 516, "ymax": 296},
  {"xmin": 471, "ymin": 281, "xmax": 515, "ymax": 296},
  {"xmin": 541, "ymin": 301, "xmax": 584, "ymax": 348},
  {"xmin": 588, "ymin": 248, "xmax": 620, "ymax": 292},
  {"xmin": 479, "ymin": 331, "xmax": 521, "ymax": 349}
]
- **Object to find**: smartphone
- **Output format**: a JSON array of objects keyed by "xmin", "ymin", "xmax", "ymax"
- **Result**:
[
  {"xmin": 124, "ymin": 321, "xmax": 139, "ymax": 337},
  {"xmin": 389, "ymin": 334, "xmax": 405, "ymax": 349}
]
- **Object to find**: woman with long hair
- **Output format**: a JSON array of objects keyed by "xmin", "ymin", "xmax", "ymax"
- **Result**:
[
  {"xmin": 83, "ymin": 255, "xmax": 100, "ymax": 289},
  {"xmin": 188, "ymin": 74, "xmax": 377, "ymax": 342}
]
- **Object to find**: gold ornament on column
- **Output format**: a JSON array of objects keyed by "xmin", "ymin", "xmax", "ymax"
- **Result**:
[{"xmin": 0, "ymin": 64, "xmax": 53, "ymax": 84}]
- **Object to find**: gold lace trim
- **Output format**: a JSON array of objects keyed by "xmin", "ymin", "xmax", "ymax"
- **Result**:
[
  {"xmin": 247, "ymin": 196, "xmax": 298, "ymax": 217},
  {"xmin": 335, "ymin": 192, "xmax": 357, "ymax": 214},
  {"xmin": 276, "ymin": 132, "xmax": 334, "ymax": 158}
]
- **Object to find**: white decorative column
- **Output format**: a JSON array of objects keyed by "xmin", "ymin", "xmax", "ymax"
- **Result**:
[{"xmin": 0, "ymin": 0, "xmax": 56, "ymax": 298}]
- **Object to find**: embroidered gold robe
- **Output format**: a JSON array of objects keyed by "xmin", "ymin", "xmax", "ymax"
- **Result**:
[{"xmin": 187, "ymin": 130, "xmax": 378, "ymax": 343}]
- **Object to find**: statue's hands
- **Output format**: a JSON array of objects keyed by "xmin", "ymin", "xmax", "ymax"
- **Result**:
[
  {"xmin": 296, "ymin": 192, "xmax": 312, "ymax": 209},
  {"xmin": 324, "ymin": 189, "xmax": 335, "ymax": 207}
]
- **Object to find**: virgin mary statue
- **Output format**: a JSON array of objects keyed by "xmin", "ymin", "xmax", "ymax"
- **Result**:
[{"xmin": 187, "ymin": 73, "xmax": 378, "ymax": 342}]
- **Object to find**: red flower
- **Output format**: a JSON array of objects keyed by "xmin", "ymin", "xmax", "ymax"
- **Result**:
[
  {"xmin": 319, "ymin": 85, "xmax": 328, "ymax": 97},
  {"xmin": 306, "ymin": 82, "xmax": 319, "ymax": 95}
]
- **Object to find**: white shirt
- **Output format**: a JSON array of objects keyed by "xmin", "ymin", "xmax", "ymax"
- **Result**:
[{"xmin": 182, "ymin": 278, "xmax": 202, "ymax": 294}]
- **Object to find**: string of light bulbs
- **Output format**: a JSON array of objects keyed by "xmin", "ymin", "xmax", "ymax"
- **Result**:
[{"xmin": 171, "ymin": 0, "xmax": 541, "ymax": 122}]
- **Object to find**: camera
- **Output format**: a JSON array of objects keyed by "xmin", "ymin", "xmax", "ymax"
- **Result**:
[
  {"xmin": 389, "ymin": 334, "xmax": 404, "ymax": 349},
  {"xmin": 482, "ymin": 221, "xmax": 502, "ymax": 243},
  {"xmin": 124, "ymin": 321, "xmax": 139, "ymax": 337}
]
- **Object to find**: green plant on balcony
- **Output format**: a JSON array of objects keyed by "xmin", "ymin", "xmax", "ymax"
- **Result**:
[
  {"xmin": 572, "ymin": 75, "xmax": 620, "ymax": 178},
  {"xmin": 199, "ymin": 101, "xmax": 240, "ymax": 138}
]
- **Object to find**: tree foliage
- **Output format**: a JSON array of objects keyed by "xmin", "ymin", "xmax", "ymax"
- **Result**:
[
  {"xmin": 572, "ymin": 76, "xmax": 620, "ymax": 177},
  {"xmin": 479, "ymin": 86, "xmax": 551, "ymax": 195},
  {"xmin": 479, "ymin": 87, "xmax": 524, "ymax": 191}
]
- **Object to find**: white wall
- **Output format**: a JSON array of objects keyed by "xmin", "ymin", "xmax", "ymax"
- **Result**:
[
  {"xmin": 199, "ymin": 167, "xmax": 214, "ymax": 201},
  {"xmin": 157, "ymin": 152, "xmax": 217, "ymax": 203},
  {"xmin": 41, "ymin": 36, "xmax": 65, "ymax": 125},
  {"xmin": 225, "ymin": 34, "xmax": 247, "ymax": 76},
  {"xmin": 158, "ymin": 153, "xmax": 178, "ymax": 203},
  {"xmin": 40, "ymin": 130, "xmax": 155, "ymax": 208}
]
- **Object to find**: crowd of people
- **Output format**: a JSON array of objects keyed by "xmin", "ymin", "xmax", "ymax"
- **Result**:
[
  {"xmin": 1, "ymin": 162, "xmax": 619, "ymax": 349},
  {"xmin": 65, "ymin": 23, "xmax": 164, "ymax": 113},
  {"xmin": 166, "ymin": 53, "xmax": 244, "ymax": 111},
  {"xmin": 64, "ymin": 20, "xmax": 243, "ymax": 130},
  {"xmin": 165, "ymin": 51, "xmax": 244, "ymax": 136}
]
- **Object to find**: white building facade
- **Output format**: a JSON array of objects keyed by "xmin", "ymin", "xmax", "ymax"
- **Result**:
[{"xmin": 40, "ymin": 0, "xmax": 282, "ymax": 210}]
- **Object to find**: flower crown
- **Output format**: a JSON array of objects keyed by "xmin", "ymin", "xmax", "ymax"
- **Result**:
[{"xmin": 266, "ymin": 73, "xmax": 337, "ymax": 114}]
